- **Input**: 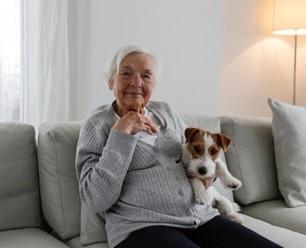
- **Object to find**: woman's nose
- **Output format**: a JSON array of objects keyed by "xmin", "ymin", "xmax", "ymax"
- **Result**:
[{"xmin": 130, "ymin": 74, "xmax": 143, "ymax": 87}]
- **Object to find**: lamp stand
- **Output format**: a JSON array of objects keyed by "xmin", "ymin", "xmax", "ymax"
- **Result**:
[{"xmin": 293, "ymin": 35, "xmax": 297, "ymax": 105}]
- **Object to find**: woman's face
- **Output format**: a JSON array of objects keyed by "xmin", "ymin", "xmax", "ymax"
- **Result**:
[{"xmin": 109, "ymin": 52, "xmax": 156, "ymax": 116}]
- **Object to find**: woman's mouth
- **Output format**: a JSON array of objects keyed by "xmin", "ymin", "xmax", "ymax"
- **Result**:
[{"xmin": 125, "ymin": 92, "xmax": 143, "ymax": 96}]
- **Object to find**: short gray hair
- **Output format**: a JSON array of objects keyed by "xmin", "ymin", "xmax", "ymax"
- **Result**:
[{"xmin": 104, "ymin": 45, "xmax": 160, "ymax": 83}]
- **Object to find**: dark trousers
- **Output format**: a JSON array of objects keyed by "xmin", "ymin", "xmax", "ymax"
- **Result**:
[{"xmin": 115, "ymin": 215, "xmax": 283, "ymax": 248}]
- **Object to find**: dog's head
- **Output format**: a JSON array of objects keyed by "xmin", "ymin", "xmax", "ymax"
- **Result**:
[{"xmin": 182, "ymin": 127, "xmax": 231, "ymax": 179}]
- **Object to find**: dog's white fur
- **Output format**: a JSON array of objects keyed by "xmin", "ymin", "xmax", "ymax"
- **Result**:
[{"xmin": 181, "ymin": 130, "xmax": 243, "ymax": 223}]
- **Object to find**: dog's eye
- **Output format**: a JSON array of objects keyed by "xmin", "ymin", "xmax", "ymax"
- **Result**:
[
  {"xmin": 209, "ymin": 147, "xmax": 218, "ymax": 156},
  {"xmin": 193, "ymin": 145, "xmax": 201, "ymax": 154}
]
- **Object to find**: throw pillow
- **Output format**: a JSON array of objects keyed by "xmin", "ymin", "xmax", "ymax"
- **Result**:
[
  {"xmin": 268, "ymin": 98, "xmax": 306, "ymax": 207},
  {"xmin": 221, "ymin": 116, "xmax": 281, "ymax": 205}
]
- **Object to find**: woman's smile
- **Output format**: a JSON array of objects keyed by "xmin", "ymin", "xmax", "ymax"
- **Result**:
[{"xmin": 125, "ymin": 91, "xmax": 144, "ymax": 96}]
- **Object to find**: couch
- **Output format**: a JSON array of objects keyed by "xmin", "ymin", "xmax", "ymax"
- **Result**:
[{"xmin": 1, "ymin": 115, "xmax": 306, "ymax": 248}]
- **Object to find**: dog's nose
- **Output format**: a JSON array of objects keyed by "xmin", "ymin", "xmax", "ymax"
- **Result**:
[{"xmin": 198, "ymin": 167, "xmax": 207, "ymax": 175}]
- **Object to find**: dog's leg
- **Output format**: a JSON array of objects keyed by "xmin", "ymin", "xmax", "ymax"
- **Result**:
[
  {"xmin": 215, "ymin": 158, "xmax": 241, "ymax": 190},
  {"xmin": 191, "ymin": 178, "xmax": 213, "ymax": 204},
  {"xmin": 212, "ymin": 188, "xmax": 243, "ymax": 224}
]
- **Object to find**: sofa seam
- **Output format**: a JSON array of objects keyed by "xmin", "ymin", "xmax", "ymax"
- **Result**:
[
  {"xmin": 46, "ymin": 125, "xmax": 67, "ymax": 238},
  {"xmin": 230, "ymin": 120, "xmax": 248, "ymax": 204}
]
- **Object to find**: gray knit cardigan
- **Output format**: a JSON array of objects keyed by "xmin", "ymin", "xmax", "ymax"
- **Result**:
[{"xmin": 76, "ymin": 101, "xmax": 218, "ymax": 248}]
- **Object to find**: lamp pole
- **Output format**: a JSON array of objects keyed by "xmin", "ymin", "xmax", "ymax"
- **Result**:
[{"xmin": 293, "ymin": 34, "xmax": 297, "ymax": 105}]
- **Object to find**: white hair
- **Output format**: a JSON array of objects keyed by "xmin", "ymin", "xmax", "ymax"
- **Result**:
[{"xmin": 104, "ymin": 45, "xmax": 160, "ymax": 83}]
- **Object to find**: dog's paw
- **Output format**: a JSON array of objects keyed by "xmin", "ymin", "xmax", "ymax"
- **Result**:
[
  {"xmin": 195, "ymin": 193, "xmax": 211, "ymax": 204},
  {"xmin": 226, "ymin": 213, "xmax": 243, "ymax": 224},
  {"xmin": 227, "ymin": 177, "xmax": 242, "ymax": 190},
  {"xmin": 195, "ymin": 198, "xmax": 205, "ymax": 204}
]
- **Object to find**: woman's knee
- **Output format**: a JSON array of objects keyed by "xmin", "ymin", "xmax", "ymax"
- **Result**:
[{"xmin": 116, "ymin": 226, "xmax": 201, "ymax": 248}]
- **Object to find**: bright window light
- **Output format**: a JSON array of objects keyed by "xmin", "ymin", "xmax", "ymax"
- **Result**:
[{"xmin": 0, "ymin": 0, "xmax": 21, "ymax": 121}]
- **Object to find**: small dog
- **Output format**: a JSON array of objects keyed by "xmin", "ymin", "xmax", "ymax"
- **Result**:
[{"xmin": 181, "ymin": 127, "xmax": 243, "ymax": 223}]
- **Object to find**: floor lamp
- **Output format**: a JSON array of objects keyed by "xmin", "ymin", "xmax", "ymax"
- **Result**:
[{"xmin": 272, "ymin": 0, "xmax": 306, "ymax": 105}]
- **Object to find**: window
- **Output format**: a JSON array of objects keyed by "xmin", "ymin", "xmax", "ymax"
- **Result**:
[{"xmin": 0, "ymin": 0, "xmax": 21, "ymax": 121}]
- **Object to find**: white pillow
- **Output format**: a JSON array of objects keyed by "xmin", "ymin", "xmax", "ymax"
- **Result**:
[{"xmin": 268, "ymin": 98, "xmax": 306, "ymax": 207}]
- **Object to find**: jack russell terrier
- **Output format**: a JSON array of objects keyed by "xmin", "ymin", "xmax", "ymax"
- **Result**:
[{"xmin": 181, "ymin": 127, "xmax": 243, "ymax": 223}]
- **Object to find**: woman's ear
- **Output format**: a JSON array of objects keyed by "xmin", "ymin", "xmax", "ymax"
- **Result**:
[{"xmin": 108, "ymin": 79, "xmax": 114, "ymax": 90}]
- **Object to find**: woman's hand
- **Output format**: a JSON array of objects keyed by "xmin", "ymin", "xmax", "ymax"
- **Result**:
[{"xmin": 113, "ymin": 111, "xmax": 158, "ymax": 135}]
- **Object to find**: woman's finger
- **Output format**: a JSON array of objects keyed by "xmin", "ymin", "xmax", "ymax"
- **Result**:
[{"xmin": 140, "ymin": 116, "xmax": 158, "ymax": 133}]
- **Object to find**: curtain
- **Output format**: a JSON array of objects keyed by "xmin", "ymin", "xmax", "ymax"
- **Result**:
[
  {"xmin": 0, "ymin": 0, "xmax": 21, "ymax": 121},
  {"xmin": 21, "ymin": 0, "xmax": 71, "ymax": 127}
]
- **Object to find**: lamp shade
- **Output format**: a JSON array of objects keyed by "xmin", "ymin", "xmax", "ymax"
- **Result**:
[{"xmin": 273, "ymin": 0, "xmax": 306, "ymax": 35}]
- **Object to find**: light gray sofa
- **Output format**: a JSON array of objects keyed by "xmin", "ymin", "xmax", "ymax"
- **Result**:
[
  {"xmin": 1, "ymin": 115, "xmax": 306, "ymax": 248},
  {"xmin": 0, "ymin": 123, "xmax": 69, "ymax": 248}
]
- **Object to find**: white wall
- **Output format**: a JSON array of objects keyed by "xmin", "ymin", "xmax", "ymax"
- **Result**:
[
  {"xmin": 218, "ymin": 0, "xmax": 306, "ymax": 117},
  {"xmin": 297, "ymin": 36, "xmax": 306, "ymax": 107},
  {"xmin": 75, "ymin": 0, "xmax": 220, "ymax": 119},
  {"xmin": 73, "ymin": 0, "xmax": 306, "ymax": 120}
]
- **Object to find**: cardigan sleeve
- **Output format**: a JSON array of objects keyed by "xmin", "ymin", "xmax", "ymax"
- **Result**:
[{"xmin": 76, "ymin": 118, "xmax": 138, "ymax": 213}]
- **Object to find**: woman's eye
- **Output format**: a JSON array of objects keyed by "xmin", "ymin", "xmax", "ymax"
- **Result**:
[
  {"xmin": 120, "ymin": 71, "xmax": 131, "ymax": 76},
  {"xmin": 142, "ymin": 74, "xmax": 151, "ymax": 79}
]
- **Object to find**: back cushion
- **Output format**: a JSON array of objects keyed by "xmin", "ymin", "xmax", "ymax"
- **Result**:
[
  {"xmin": 37, "ymin": 122, "xmax": 81, "ymax": 240},
  {"xmin": 221, "ymin": 117, "xmax": 281, "ymax": 205},
  {"xmin": 0, "ymin": 123, "xmax": 41, "ymax": 230}
]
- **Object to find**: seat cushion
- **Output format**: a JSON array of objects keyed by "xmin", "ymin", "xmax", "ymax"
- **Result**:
[
  {"xmin": 0, "ymin": 122, "xmax": 41, "ymax": 230},
  {"xmin": 268, "ymin": 98, "xmax": 306, "ymax": 207},
  {"xmin": 242, "ymin": 199, "xmax": 306, "ymax": 235},
  {"xmin": 242, "ymin": 214, "xmax": 306, "ymax": 248},
  {"xmin": 67, "ymin": 237, "xmax": 108, "ymax": 248},
  {"xmin": 68, "ymin": 215, "xmax": 306, "ymax": 248},
  {"xmin": 38, "ymin": 122, "xmax": 81, "ymax": 240},
  {"xmin": 0, "ymin": 228, "xmax": 69, "ymax": 248},
  {"xmin": 220, "ymin": 117, "xmax": 281, "ymax": 205}
]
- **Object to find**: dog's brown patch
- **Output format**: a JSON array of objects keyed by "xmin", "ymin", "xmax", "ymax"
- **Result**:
[
  {"xmin": 187, "ymin": 142, "xmax": 205, "ymax": 158},
  {"xmin": 211, "ymin": 133, "xmax": 231, "ymax": 152},
  {"xmin": 185, "ymin": 128, "xmax": 205, "ymax": 158},
  {"xmin": 208, "ymin": 144, "xmax": 220, "ymax": 161},
  {"xmin": 185, "ymin": 128, "xmax": 231, "ymax": 160}
]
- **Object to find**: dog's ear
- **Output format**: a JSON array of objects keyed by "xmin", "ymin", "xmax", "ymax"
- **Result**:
[
  {"xmin": 211, "ymin": 133, "xmax": 231, "ymax": 152},
  {"xmin": 185, "ymin": 128, "xmax": 204, "ymax": 143}
]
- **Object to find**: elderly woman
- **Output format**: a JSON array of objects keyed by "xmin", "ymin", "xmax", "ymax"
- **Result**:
[{"xmin": 76, "ymin": 45, "xmax": 282, "ymax": 248}]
